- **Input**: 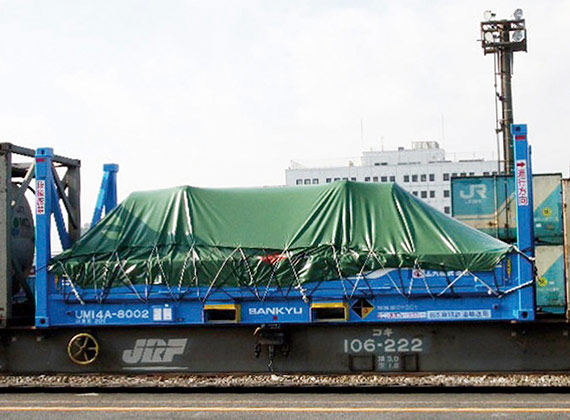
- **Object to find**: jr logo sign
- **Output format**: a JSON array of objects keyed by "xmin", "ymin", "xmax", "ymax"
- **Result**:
[
  {"xmin": 459, "ymin": 184, "xmax": 487, "ymax": 200},
  {"xmin": 122, "ymin": 338, "xmax": 187, "ymax": 364}
]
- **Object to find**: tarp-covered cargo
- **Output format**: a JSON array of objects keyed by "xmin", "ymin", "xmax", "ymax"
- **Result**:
[{"xmin": 51, "ymin": 181, "xmax": 513, "ymax": 290}]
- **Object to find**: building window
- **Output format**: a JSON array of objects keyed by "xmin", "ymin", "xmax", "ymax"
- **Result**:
[
  {"xmin": 351, "ymin": 177, "xmax": 356, "ymax": 181},
  {"xmin": 421, "ymin": 191, "xmax": 427, "ymax": 198},
  {"xmin": 381, "ymin": 162, "xmax": 388, "ymax": 166},
  {"xmin": 389, "ymin": 176, "xmax": 396, "ymax": 182},
  {"xmin": 381, "ymin": 176, "xmax": 387, "ymax": 182},
  {"xmin": 304, "ymin": 179, "xmax": 311, "ymax": 185},
  {"xmin": 296, "ymin": 179, "xmax": 303, "ymax": 185},
  {"xmin": 443, "ymin": 190, "xmax": 450, "ymax": 198},
  {"xmin": 412, "ymin": 191, "xmax": 418, "ymax": 197},
  {"xmin": 404, "ymin": 175, "xmax": 410, "ymax": 182},
  {"xmin": 364, "ymin": 176, "xmax": 370, "ymax": 182},
  {"xmin": 492, "ymin": 171, "xmax": 498, "ymax": 175},
  {"xmin": 373, "ymin": 176, "xmax": 379, "ymax": 182},
  {"xmin": 444, "ymin": 206, "xmax": 450, "ymax": 214},
  {"xmin": 326, "ymin": 178, "xmax": 332, "ymax": 183},
  {"xmin": 312, "ymin": 178, "xmax": 319, "ymax": 185},
  {"xmin": 429, "ymin": 191, "xmax": 435, "ymax": 198},
  {"xmin": 420, "ymin": 174, "xmax": 427, "ymax": 182},
  {"xmin": 334, "ymin": 177, "xmax": 340, "ymax": 181},
  {"xmin": 483, "ymin": 171, "xmax": 490, "ymax": 176},
  {"xmin": 412, "ymin": 174, "xmax": 418, "ymax": 182},
  {"xmin": 460, "ymin": 172, "xmax": 466, "ymax": 177},
  {"xmin": 429, "ymin": 174, "xmax": 435, "ymax": 182},
  {"xmin": 342, "ymin": 177, "xmax": 348, "ymax": 180},
  {"xmin": 443, "ymin": 173, "xmax": 450, "ymax": 181},
  {"xmin": 374, "ymin": 162, "xmax": 380, "ymax": 166},
  {"xmin": 469, "ymin": 172, "xmax": 475, "ymax": 176},
  {"xmin": 452, "ymin": 172, "xmax": 458, "ymax": 177}
]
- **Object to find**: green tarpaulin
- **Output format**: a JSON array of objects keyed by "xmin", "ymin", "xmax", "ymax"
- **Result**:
[{"xmin": 51, "ymin": 181, "xmax": 513, "ymax": 289}]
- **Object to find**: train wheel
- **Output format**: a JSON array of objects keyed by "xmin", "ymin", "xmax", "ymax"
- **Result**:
[{"xmin": 67, "ymin": 333, "xmax": 99, "ymax": 365}]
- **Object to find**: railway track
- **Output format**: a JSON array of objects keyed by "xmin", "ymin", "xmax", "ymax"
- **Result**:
[{"xmin": 2, "ymin": 373, "xmax": 570, "ymax": 389}]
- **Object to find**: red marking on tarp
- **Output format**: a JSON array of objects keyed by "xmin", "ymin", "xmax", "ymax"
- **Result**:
[
  {"xmin": 259, "ymin": 253, "xmax": 287, "ymax": 265},
  {"xmin": 515, "ymin": 135, "xmax": 526, "ymax": 140}
]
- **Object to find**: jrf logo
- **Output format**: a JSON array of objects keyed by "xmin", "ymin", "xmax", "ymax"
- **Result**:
[{"xmin": 122, "ymin": 338, "xmax": 187, "ymax": 364}]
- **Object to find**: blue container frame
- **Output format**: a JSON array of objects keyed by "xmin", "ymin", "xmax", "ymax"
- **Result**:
[{"xmin": 34, "ymin": 126, "xmax": 537, "ymax": 327}]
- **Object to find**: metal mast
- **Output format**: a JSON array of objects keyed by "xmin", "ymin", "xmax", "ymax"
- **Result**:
[{"xmin": 480, "ymin": 9, "xmax": 527, "ymax": 174}]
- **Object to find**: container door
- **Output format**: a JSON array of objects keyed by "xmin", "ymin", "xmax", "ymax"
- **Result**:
[{"xmin": 535, "ymin": 245, "xmax": 566, "ymax": 314}]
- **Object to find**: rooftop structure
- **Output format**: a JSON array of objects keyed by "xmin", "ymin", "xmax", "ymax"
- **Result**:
[{"xmin": 286, "ymin": 141, "xmax": 500, "ymax": 214}]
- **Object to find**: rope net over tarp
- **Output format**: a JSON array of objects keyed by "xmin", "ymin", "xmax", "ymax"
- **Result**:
[{"xmin": 50, "ymin": 181, "xmax": 513, "ymax": 300}]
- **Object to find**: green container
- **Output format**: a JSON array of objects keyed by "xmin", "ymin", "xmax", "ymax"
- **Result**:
[
  {"xmin": 535, "ymin": 245, "xmax": 566, "ymax": 314},
  {"xmin": 451, "ymin": 173, "xmax": 563, "ymax": 244}
]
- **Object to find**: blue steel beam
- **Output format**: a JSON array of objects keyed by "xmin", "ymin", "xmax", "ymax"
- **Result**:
[
  {"xmin": 512, "ymin": 123, "xmax": 536, "ymax": 318},
  {"xmin": 91, "ymin": 163, "xmax": 119, "ymax": 228},
  {"xmin": 34, "ymin": 148, "xmax": 53, "ymax": 326},
  {"xmin": 51, "ymin": 181, "xmax": 72, "ymax": 250}
]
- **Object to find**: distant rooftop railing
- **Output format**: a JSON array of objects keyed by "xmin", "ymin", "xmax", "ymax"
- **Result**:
[{"xmin": 289, "ymin": 150, "xmax": 498, "ymax": 170}]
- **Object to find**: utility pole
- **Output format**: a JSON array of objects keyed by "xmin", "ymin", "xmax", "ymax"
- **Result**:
[{"xmin": 481, "ymin": 9, "xmax": 527, "ymax": 174}]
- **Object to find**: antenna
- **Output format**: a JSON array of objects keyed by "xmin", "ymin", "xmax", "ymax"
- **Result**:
[{"xmin": 440, "ymin": 113, "xmax": 445, "ymax": 143}]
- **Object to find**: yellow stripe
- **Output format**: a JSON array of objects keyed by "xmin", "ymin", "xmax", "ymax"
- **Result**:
[{"xmin": 1, "ymin": 407, "xmax": 570, "ymax": 413}]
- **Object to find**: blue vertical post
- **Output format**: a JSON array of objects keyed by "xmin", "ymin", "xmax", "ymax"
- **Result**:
[
  {"xmin": 34, "ymin": 148, "xmax": 54, "ymax": 327},
  {"xmin": 511, "ymin": 123, "xmax": 535, "ymax": 320},
  {"xmin": 91, "ymin": 163, "xmax": 119, "ymax": 228},
  {"xmin": 103, "ymin": 163, "xmax": 118, "ymax": 212}
]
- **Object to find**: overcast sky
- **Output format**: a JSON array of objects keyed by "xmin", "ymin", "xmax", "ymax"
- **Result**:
[{"xmin": 1, "ymin": 0, "xmax": 569, "ymax": 218}]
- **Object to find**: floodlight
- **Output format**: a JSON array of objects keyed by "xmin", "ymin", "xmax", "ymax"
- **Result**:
[
  {"xmin": 484, "ymin": 32, "xmax": 495, "ymax": 43},
  {"xmin": 483, "ymin": 10, "xmax": 495, "ymax": 21},
  {"xmin": 513, "ymin": 9, "xmax": 523, "ymax": 20},
  {"xmin": 512, "ymin": 30, "xmax": 525, "ymax": 42}
]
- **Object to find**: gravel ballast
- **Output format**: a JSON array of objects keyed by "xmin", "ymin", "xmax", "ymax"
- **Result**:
[{"xmin": 2, "ymin": 373, "xmax": 570, "ymax": 388}]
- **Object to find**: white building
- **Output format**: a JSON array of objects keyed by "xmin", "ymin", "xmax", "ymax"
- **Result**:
[{"xmin": 285, "ymin": 141, "xmax": 499, "ymax": 214}]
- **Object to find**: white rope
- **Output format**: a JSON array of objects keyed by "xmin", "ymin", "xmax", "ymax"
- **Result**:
[
  {"xmin": 370, "ymin": 251, "xmax": 407, "ymax": 298},
  {"xmin": 331, "ymin": 245, "xmax": 349, "ymax": 299},
  {"xmin": 202, "ymin": 247, "xmax": 240, "ymax": 302},
  {"xmin": 90, "ymin": 255, "xmax": 102, "ymax": 303},
  {"xmin": 56, "ymin": 261, "xmax": 85, "ymax": 305},
  {"xmin": 413, "ymin": 261, "xmax": 435, "ymax": 298},
  {"xmin": 260, "ymin": 252, "xmax": 282, "ymax": 302},
  {"xmin": 192, "ymin": 247, "xmax": 200, "ymax": 297},
  {"xmin": 349, "ymin": 248, "xmax": 375, "ymax": 299},
  {"xmin": 285, "ymin": 250, "xmax": 309, "ymax": 303},
  {"xmin": 407, "ymin": 272, "xmax": 415, "ymax": 296},
  {"xmin": 114, "ymin": 252, "xmax": 146, "ymax": 302},
  {"xmin": 499, "ymin": 279, "xmax": 534, "ymax": 297},
  {"xmin": 470, "ymin": 270, "xmax": 501, "ymax": 297},
  {"xmin": 239, "ymin": 247, "xmax": 261, "ymax": 300},
  {"xmin": 436, "ymin": 269, "xmax": 469, "ymax": 297},
  {"xmin": 177, "ymin": 247, "xmax": 193, "ymax": 290},
  {"xmin": 150, "ymin": 246, "xmax": 178, "ymax": 302}
]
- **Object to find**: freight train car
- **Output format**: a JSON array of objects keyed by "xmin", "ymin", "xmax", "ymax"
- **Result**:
[{"xmin": 2, "ymin": 124, "xmax": 570, "ymax": 374}]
